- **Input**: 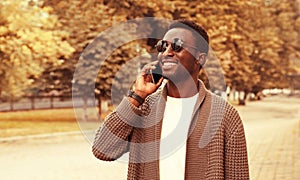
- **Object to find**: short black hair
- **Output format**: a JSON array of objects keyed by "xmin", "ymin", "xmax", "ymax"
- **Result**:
[{"xmin": 168, "ymin": 19, "xmax": 209, "ymax": 54}]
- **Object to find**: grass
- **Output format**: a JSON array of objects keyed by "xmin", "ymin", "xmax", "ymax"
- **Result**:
[
  {"xmin": 0, "ymin": 108, "xmax": 111, "ymax": 138},
  {"xmin": 0, "ymin": 100, "xmax": 242, "ymax": 138}
]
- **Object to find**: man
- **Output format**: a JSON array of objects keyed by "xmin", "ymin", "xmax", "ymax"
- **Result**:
[{"xmin": 92, "ymin": 19, "xmax": 250, "ymax": 179}]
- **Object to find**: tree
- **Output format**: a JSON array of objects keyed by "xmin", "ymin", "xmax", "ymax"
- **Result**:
[
  {"xmin": 0, "ymin": 0, "xmax": 74, "ymax": 100},
  {"xmin": 38, "ymin": 0, "xmax": 300, "ymax": 104},
  {"xmin": 233, "ymin": 0, "xmax": 300, "ymax": 97},
  {"xmin": 41, "ymin": 0, "xmax": 172, "ymax": 100}
]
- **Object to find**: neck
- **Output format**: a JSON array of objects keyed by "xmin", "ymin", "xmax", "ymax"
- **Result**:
[{"xmin": 166, "ymin": 78, "xmax": 199, "ymax": 98}]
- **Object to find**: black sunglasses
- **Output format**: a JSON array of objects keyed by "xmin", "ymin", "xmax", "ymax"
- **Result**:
[{"xmin": 155, "ymin": 38, "xmax": 198, "ymax": 53}]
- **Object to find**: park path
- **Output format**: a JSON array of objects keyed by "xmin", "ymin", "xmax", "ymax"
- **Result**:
[
  {"xmin": 0, "ymin": 95, "xmax": 299, "ymax": 180},
  {"xmin": 237, "ymin": 95, "xmax": 300, "ymax": 180},
  {"xmin": 0, "ymin": 133, "xmax": 128, "ymax": 180}
]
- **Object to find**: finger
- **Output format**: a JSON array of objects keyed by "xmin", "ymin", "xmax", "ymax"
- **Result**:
[
  {"xmin": 150, "ymin": 61, "xmax": 160, "ymax": 69},
  {"xmin": 155, "ymin": 77, "xmax": 164, "ymax": 86},
  {"xmin": 140, "ymin": 65, "xmax": 151, "ymax": 75},
  {"xmin": 144, "ymin": 74, "xmax": 153, "ymax": 83},
  {"xmin": 141, "ymin": 61, "xmax": 159, "ymax": 73},
  {"xmin": 150, "ymin": 60, "xmax": 159, "ymax": 66}
]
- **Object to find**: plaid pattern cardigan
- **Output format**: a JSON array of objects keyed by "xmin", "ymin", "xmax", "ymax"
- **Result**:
[{"xmin": 92, "ymin": 80, "xmax": 250, "ymax": 179}]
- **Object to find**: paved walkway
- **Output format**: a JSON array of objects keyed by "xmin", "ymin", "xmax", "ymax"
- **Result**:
[
  {"xmin": 0, "ymin": 95, "xmax": 299, "ymax": 179},
  {"xmin": 237, "ymin": 95, "xmax": 300, "ymax": 180}
]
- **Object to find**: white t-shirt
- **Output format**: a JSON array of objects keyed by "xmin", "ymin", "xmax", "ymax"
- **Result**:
[{"xmin": 160, "ymin": 93, "xmax": 199, "ymax": 180}]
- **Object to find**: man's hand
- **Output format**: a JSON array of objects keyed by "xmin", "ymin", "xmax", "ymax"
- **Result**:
[{"xmin": 128, "ymin": 61, "xmax": 163, "ymax": 106}]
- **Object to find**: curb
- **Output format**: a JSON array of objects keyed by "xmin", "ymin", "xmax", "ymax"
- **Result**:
[{"xmin": 0, "ymin": 130, "xmax": 95, "ymax": 143}]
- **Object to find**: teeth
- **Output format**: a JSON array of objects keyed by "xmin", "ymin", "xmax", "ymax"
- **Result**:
[{"xmin": 163, "ymin": 62, "xmax": 177, "ymax": 66}]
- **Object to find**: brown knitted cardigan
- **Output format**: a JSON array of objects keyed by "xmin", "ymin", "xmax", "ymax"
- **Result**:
[{"xmin": 92, "ymin": 80, "xmax": 250, "ymax": 179}]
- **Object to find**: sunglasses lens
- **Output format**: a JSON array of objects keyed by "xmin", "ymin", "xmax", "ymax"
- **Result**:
[
  {"xmin": 156, "ymin": 39, "xmax": 183, "ymax": 52},
  {"xmin": 156, "ymin": 40, "xmax": 166, "ymax": 52},
  {"xmin": 172, "ymin": 38, "xmax": 183, "ymax": 52}
]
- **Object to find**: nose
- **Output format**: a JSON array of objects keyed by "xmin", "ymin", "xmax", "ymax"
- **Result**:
[{"xmin": 162, "ymin": 43, "xmax": 174, "ymax": 57}]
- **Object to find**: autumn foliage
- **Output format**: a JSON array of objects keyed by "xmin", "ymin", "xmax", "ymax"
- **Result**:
[{"xmin": 0, "ymin": 0, "xmax": 299, "ymax": 101}]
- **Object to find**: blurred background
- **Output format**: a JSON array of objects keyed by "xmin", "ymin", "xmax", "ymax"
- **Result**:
[{"xmin": 0, "ymin": 0, "xmax": 299, "ymax": 179}]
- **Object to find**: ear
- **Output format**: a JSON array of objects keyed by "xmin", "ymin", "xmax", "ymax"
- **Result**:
[{"xmin": 195, "ymin": 52, "xmax": 207, "ymax": 66}]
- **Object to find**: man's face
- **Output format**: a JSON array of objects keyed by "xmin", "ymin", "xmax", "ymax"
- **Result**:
[{"xmin": 157, "ymin": 27, "xmax": 200, "ymax": 83}]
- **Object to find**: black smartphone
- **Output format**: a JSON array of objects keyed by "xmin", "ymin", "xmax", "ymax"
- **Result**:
[{"xmin": 151, "ymin": 64, "xmax": 163, "ymax": 84}]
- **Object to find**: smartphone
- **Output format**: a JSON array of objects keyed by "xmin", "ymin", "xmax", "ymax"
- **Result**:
[{"xmin": 150, "ymin": 64, "xmax": 163, "ymax": 84}]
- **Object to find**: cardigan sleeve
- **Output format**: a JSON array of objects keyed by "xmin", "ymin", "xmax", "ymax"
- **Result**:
[
  {"xmin": 92, "ymin": 97, "xmax": 147, "ymax": 161},
  {"xmin": 224, "ymin": 116, "xmax": 250, "ymax": 179}
]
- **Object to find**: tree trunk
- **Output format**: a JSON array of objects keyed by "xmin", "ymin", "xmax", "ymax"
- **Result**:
[
  {"xmin": 238, "ymin": 91, "xmax": 246, "ymax": 105},
  {"xmin": 98, "ymin": 97, "xmax": 101, "ymax": 121},
  {"xmin": 82, "ymin": 96, "xmax": 88, "ymax": 121}
]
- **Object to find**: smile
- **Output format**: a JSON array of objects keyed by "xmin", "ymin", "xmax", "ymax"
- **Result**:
[{"xmin": 162, "ymin": 60, "xmax": 178, "ymax": 67}]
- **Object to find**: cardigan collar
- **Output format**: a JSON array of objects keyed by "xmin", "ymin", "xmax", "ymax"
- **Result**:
[{"xmin": 159, "ymin": 79, "xmax": 208, "ymax": 108}]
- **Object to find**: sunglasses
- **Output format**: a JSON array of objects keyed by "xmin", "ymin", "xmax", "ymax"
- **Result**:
[{"xmin": 155, "ymin": 38, "xmax": 198, "ymax": 53}]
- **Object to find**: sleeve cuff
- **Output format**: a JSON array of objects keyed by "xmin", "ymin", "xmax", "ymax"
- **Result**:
[{"xmin": 115, "ymin": 97, "xmax": 144, "ymax": 127}]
